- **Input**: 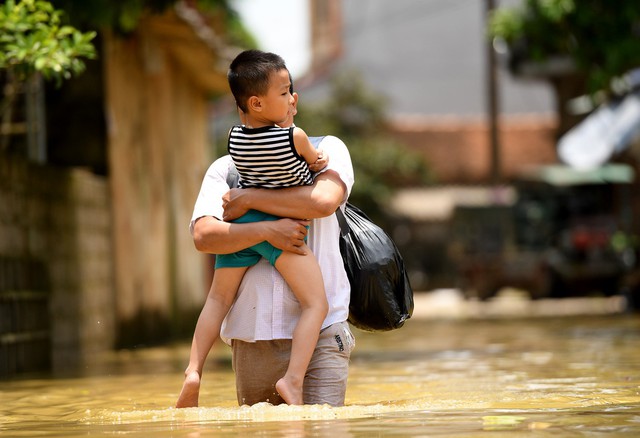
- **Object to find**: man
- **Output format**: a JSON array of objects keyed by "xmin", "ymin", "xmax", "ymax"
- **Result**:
[{"xmin": 187, "ymin": 89, "xmax": 355, "ymax": 407}]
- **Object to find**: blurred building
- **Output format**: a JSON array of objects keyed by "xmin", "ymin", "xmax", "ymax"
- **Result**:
[
  {"xmin": 299, "ymin": 0, "xmax": 558, "ymax": 184},
  {"xmin": 295, "ymin": 1, "xmax": 639, "ymax": 301},
  {"xmin": 1, "ymin": 2, "xmax": 235, "ymax": 376}
]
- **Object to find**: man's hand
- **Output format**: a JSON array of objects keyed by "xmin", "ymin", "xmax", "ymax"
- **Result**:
[
  {"xmin": 222, "ymin": 188, "xmax": 251, "ymax": 221},
  {"xmin": 264, "ymin": 218, "xmax": 310, "ymax": 255}
]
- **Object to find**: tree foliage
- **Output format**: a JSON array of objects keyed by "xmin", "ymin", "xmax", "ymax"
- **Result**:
[
  {"xmin": 0, "ymin": 0, "xmax": 96, "ymax": 83},
  {"xmin": 1, "ymin": 0, "xmax": 97, "ymax": 151},
  {"xmin": 488, "ymin": 0, "xmax": 640, "ymax": 93},
  {"xmin": 49, "ymin": 0, "xmax": 254, "ymax": 46},
  {"xmin": 295, "ymin": 71, "xmax": 432, "ymax": 219}
]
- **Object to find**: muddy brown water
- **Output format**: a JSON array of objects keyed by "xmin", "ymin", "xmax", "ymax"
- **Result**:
[{"xmin": 2, "ymin": 311, "xmax": 640, "ymax": 436}]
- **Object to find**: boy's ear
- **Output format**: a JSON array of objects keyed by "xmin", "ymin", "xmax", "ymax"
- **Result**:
[{"xmin": 248, "ymin": 96, "xmax": 262, "ymax": 112}]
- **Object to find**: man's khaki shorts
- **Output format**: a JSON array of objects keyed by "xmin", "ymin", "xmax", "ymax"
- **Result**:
[{"xmin": 231, "ymin": 321, "xmax": 355, "ymax": 406}]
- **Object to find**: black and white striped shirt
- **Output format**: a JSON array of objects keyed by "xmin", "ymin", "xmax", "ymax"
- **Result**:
[{"xmin": 228, "ymin": 125, "xmax": 314, "ymax": 189}]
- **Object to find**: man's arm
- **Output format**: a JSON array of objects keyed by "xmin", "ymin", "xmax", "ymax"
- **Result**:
[
  {"xmin": 222, "ymin": 170, "xmax": 347, "ymax": 222},
  {"xmin": 192, "ymin": 216, "xmax": 309, "ymax": 255},
  {"xmin": 190, "ymin": 156, "xmax": 310, "ymax": 256}
]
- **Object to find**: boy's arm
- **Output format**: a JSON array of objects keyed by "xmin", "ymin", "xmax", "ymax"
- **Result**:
[
  {"xmin": 292, "ymin": 127, "xmax": 318, "ymax": 165},
  {"xmin": 293, "ymin": 127, "xmax": 328, "ymax": 171},
  {"xmin": 222, "ymin": 169, "xmax": 347, "ymax": 222}
]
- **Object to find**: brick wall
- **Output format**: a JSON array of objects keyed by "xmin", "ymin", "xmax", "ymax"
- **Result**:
[
  {"xmin": 0, "ymin": 155, "xmax": 114, "ymax": 376},
  {"xmin": 388, "ymin": 114, "xmax": 559, "ymax": 184}
]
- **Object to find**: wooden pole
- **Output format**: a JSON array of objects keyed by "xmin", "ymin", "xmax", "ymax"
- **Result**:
[{"xmin": 486, "ymin": 0, "xmax": 501, "ymax": 184}]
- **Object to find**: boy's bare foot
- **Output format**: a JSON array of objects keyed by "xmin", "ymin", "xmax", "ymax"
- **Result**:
[
  {"xmin": 175, "ymin": 370, "xmax": 201, "ymax": 408},
  {"xmin": 275, "ymin": 376, "xmax": 303, "ymax": 405}
]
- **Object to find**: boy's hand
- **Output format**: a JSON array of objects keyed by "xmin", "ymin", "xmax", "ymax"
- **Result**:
[{"xmin": 309, "ymin": 149, "xmax": 329, "ymax": 173}]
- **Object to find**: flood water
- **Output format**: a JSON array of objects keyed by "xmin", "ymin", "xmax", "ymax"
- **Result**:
[{"xmin": 2, "ymin": 308, "xmax": 640, "ymax": 436}]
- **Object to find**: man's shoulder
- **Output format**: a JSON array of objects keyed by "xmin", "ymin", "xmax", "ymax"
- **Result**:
[
  {"xmin": 207, "ymin": 154, "xmax": 233, "ymax": 173},
  {"xmin": 308, "ymin": 136, "xmax": 325, "ymax": 149},
  {"xmin": 202, "ymin": 155, "xmax": 237, "ymax": 186},
  {"xmin": 312, "ymin": 134, "xmax": 354, "ymax": 193},
  {"xmin": 213, "ymin": 154, "xmax": 233, "ymax": 166},
  {"xmin": 318, "ymin": 135, "xmax": 345, "ymax": 145},
  {"xmin": 316, "ymin": 135, "xmax": 347, "ymax": 152}
]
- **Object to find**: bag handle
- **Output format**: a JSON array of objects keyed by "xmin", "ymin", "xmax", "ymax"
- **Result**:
[{"xmin": 335, "ymin": 205, "xmax": 350, "ymax": 237}]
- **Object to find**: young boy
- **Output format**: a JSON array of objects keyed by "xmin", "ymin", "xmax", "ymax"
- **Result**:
[{"xmin": 176, "ymin": 50, "xmax": 329, "ymax": 407}]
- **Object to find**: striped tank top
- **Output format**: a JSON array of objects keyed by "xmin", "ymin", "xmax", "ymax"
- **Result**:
[{"xmin": 228, "ymin": 125, "xmax": 314, "ymax": 189}]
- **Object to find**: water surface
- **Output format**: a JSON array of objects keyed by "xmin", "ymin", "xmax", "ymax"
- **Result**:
[{"xmin": 2, "ymin": 313, "xmax": 640, "ymax": 436}]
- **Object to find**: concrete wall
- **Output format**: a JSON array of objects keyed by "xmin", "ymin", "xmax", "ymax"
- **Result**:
[
  {"xmin": 1, "ymin": 6, "xmax": 230, "ymax": 376},
  {"xmin": 103, "ymin": 27, "xmax": 211, "ymax": 346},
  {"xmin": 0, "ymin": 154, "xmax": 114, "ymax": 376}
]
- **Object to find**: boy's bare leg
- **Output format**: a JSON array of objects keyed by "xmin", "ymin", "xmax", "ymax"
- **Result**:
[
  {"xmin": 273, "ymin": 247, "xmax": 328, "ymax": 405},
  {"xmin": 176, "ymin": 266, "xmax": 248, "ymax": 408}
]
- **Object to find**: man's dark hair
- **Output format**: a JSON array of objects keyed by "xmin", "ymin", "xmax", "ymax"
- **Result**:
[{"xmin": 228, "ymin": 50, "xmax": 288, "ymax": 112}]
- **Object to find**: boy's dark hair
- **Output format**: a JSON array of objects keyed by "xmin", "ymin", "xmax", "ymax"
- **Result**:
[{"xmin": 228, "ymin": 50, "xmax": 288, "ymax": 112}]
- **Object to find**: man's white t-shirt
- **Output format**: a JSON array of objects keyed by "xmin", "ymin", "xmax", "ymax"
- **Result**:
[{"xmin": 190, "ymin": 136, "xmax": 354, "ymax": 343}]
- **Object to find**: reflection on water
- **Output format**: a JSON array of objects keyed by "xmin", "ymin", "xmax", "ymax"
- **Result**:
[{"xmin": 2, "ymin": 313, "xmax": 640, "ymax": 436}]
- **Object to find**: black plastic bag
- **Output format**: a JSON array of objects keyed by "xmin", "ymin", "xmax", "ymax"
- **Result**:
[{"xmin": 335, "ymin": 203, "xmax": 414, "ymax": 331}]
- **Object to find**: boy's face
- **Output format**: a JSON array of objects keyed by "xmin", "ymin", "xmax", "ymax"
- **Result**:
[
  {"xmin": 258, "ymin": 68, "xmax": 294, "ymax": 124},
  {"xmin": 279, "ymin": 91, "xmax": 298, "ymax": 128}
]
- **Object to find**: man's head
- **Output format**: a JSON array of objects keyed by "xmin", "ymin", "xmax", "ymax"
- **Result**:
[
  {"xmin": 228, "ymin": 50, "xmax": 290, "ymax": 113},
  {"xmin": 280, "ymin": 71, "xmax": 299, "ymax": 128}
]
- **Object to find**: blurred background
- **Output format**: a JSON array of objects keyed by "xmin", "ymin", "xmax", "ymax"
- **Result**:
[{"xmin": 2, "ymin": 0, "xmax": 640, "ymax": 378}]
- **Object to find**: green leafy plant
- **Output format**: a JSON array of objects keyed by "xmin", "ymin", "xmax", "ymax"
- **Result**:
[
  {"xmin": 1, "ymin": 0, "xmax": 98, "ymax": 154},
  {"xmin": 50, "ymin": 0, "xmax": 252, "ymax": 46},
  {"xmin": 488, "ymin": 0, "xmax": 640, "ymax": 93},
  {"xmin": 0, "ymin": 0, "xmax": 96, "ymax": 83}
]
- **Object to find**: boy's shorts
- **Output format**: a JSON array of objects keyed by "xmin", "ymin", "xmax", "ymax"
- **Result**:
[{"xmin": 215, "ymin": 209, "xmax": 283, "ymax": 268}]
